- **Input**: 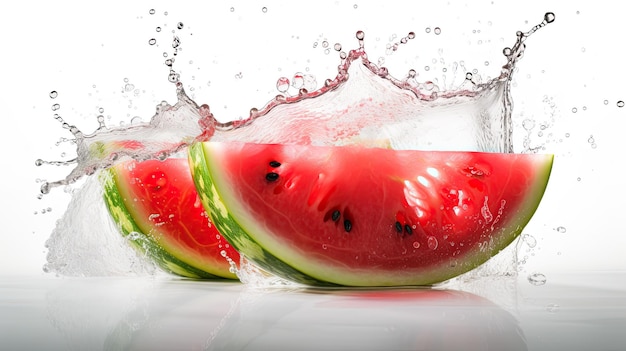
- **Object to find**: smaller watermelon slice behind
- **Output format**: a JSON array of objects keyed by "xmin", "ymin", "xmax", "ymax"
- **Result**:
[
  {"xmin": 102, "ymin": 158, "xmax": 239, "ymax": 279},
  {"xmin": 190, "ymin": 142, "xmax": 553, "ymax": 286}
]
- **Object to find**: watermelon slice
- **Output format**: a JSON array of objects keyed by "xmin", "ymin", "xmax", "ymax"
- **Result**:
[
  {"xmin": 189, "ymin": 142, "xmax": 552, "ymax": 286},
  {"xmin": 102, "ymin": 158, "xmax": 239, "ymax": 279}
]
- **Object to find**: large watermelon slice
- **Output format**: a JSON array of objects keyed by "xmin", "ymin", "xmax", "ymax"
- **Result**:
[
  {"xmin": 102, "ymin": 158, "xmax": 239, "ymax": 279},
  {"xmin": 189, "ymin": 142, "xmax": 553, "ymax": 286}
]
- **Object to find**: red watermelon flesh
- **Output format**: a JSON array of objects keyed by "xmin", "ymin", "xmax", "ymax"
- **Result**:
[
  {"xmin": 190, "ymin": 142, "xmax": 552, "ymax": 286},
  {"xmin": 103, "ymin": 158, "xmax": 239, "ymax": 279}
]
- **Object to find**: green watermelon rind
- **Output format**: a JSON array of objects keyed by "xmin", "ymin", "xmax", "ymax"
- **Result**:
[
  {"xmin": 190, "ymin": 142, "xmax": 553, "ymax": 286},
  {"xmin": 101, "ymin": 169, "xmax": 232, "ymax": 280},
  {"xmin": 188, "ymin": 142, "xmax": 338, "ymax": 286}
]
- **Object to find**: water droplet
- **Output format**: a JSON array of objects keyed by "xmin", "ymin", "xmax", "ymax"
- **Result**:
[
  {"xmin": 522, "ymin": 234, "xmax": 537, "ymax": 248},
  {"xmin": 587, "ymin": 135, "xmax": 595, "ymax": 144},
  {"xmin": 544, "ymin": 12, "xmax": 556, "ymax": 24},
  {"xmin": 40, "ymin": 182, "xmax": 50, "ymax": 194},
  {"xmin": 334, "ymin": 43, "xmax": 342, "ymax": 51},
  {"xmin": 427, "ymin": 236, "xmax": 438, "ymax": 250},
  {"xmin": 230, "ymin": 7, "xmax": 234, "ymax": 12},
  {"xmin": 604, "ymin": 99, "xmax": 609, "ymax": 105},
  {"xmin": 35, "ymin": 159, "xmax": 44, "ymax": 166},
  {"xmin": 177, "ymin": 22, "xmax": 184, "ymax": 30},
  {"xmin": 571, "ymin": 107, "xmax": 577, "ymax": 113},
  {"xmin": 276, "ymin": 77, "xmax": 290, "ymax": 93},
  {"xmin": 149, "ymin": 38, "xmax": 156, "ymax": 45},
  {"xmin": 556, "ymin": 226, "xmax": 566, "ymax": 233},
  {"xmin": 434, "ymin": 27, "xmax": 441, "ymax": 35},
  {"xmin": 522, "ymin": 119, "xmax": 535, "ymax": 130},
  {"xmin": 353, "ymin": 4, "xmax": 358, "ymax": 9},
  {"xmin": 51, "ymin": 104, "xmax": 60, "ymax": 111},
  {"xmin": 149, "ymin": 9, "xmax": 155, "ymax": 15},
  {"xmin": 355, "ymin": 31, "xmax": 364, "ymax": 40},
  {"xmin": 168, "ymin": 71, "xmax": 180, "ymax": 83},
  {"xmin": 577, "ymin": 177, "xmax": 582, "ymax": 181},
  {"xmin": 528, "ymin": 272, "xmax": 547, "ymax": 285},
  {"xmin": 49, "ymin": 91, "xmax": 58, "ymax": 99},
  {"xmin": 618, "ymin": 100, "xmax": 625, "ymax": 108},
  {"xmin": 261, "ymin": 6, "xmax": 268, "ymax": 13},
  {"xmin": 425, "ymin": 27, "xmax": 431, "ymax": 33},
  {"xmin": 412, "ymin": 241, "xmax": 420, "ymax": 249}
]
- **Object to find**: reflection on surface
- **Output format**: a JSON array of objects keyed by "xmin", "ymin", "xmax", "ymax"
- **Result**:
[
  {"xmin": 1, "ymin": 274, "xmax": 625, "ymax": 350},
  {"xmin": 204, "ymin": 287, "xmax": 526, "ymax": 351}
]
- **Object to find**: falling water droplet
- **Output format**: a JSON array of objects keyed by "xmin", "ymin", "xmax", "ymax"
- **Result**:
[
  {"xmin": 618, "ymin": 100, "xmax": 625, "ymax": 108},
  {"xmin": 149, "ymin": 38, "xmax": 157, "ymax": 45},
  {"xmin": 276, "ymin": 77, "xmax": 290, "ymax": 93},
  {"xmin": 49, "ymin": 91, "xmax": 58, "ymax": 99},
  {"xmin": 522, "ymin": 234, "xmax": 537, "ymax": 248},
  {"xmin": 522, "ymin": 119, "xmax": 535, "ymax": 131}
]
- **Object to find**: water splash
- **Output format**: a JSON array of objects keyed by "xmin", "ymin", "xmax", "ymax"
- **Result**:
[{"xmin": 37, "ymin": 12, "xmax": 554, "ymax": 196}]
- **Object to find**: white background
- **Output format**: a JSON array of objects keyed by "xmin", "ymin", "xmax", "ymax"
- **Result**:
[{"xmin": 1, "ymin": 0, "xmax": 624, "ymax": 277}]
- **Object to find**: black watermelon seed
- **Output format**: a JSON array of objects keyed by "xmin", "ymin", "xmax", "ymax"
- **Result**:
[
  {"xmin": 395, "ymin": 221, "xmax": 403, "ymax": 233},
  {"xmin": 344, "ymin": 219, "xmax": 352, "ymax": 232},
  {"xmin": 265, "ymin": 172, "xmax": 279, "ymax": 181},
  {"xmin": 331, "ymin": 210, "xmax": 341, "ymax": 222},
  {"xmin": 269, "ymin": 160, "xmax": 281, "ymax": 168},
  {"xmin": 404, "ymin": 224, "xmax": 413, "ymax": 235}
]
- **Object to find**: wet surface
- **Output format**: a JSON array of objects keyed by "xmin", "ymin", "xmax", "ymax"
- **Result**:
[{"xmin": 1, "ymin": 273, "xmax": 625, "ymax": 350}]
